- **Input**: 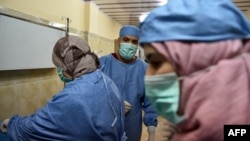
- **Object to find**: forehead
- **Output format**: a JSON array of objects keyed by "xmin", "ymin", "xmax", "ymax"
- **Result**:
[
  {"xmin": 144, "ymin": 44, "xmax": 165, "ymax": 60},
  {"xmin": 120, "ymin": 35, "xmax": 138, "ymax": 41}
]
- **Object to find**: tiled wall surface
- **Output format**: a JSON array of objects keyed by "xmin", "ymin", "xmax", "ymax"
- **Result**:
[
  {"xmin": 0, "ymin": 68, "xmax": 64, "ymax": 120},
  {"xmin": 88, "ymin": 32, "xmax": 115, "ymax": 57}
]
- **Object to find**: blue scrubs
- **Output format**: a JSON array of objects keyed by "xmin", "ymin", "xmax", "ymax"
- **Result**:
[
  {"xmin": 100, "ymin": 54, "xmax": 158, "ymax": 141},
  {"xmin": 0, "ymin": 121, "xmax": 10, "ymax": 141},
  {"xmin": 6, "ymin": 70, "xmax": 125, "ymax": 141}
]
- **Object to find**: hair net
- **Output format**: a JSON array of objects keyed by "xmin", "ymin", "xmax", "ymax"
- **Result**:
[
  {"xmin": 52, "ymin": 35, "xmax": 98, "ymax": 78},
  {"xmin": 119, "ymin": 25, "xmax": 140, "ymax": 38},
  {"xmin": 139, "ymin": 0, "xmax": 250, "ymax": 45}
]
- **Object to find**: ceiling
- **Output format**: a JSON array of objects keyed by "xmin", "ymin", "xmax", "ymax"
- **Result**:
[{"xmin": 85, "ymin": 0, "xmax": 250, "ymax": 26}]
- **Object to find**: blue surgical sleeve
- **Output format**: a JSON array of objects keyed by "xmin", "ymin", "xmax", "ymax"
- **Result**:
[{"xmin": 142, "ymin": 91, "xmax": 158, "ymax": 127}]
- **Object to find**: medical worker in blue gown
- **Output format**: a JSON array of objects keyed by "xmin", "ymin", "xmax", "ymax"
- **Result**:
[
  {"xmin": 0, "ymin": 35, "xmax": 126, "ymax": 141},
  {"xmin": 100, "ymin": 25, "xmax": 158, "ymax": 141}
]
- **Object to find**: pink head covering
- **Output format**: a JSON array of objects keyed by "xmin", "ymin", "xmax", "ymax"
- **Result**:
[{"xmin": 152, "ymin": 39, "xmax": 250, "ymax": 141}]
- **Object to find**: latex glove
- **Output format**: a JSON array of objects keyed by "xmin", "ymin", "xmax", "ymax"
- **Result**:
[
  {"xmin": 158, "ymin": 119, "xmax": 178, "ymax": 141},
  {"xmin": 124, "ymin": 100, "xmax": 132, "ymax": 114},
  {"xmin": 0, "ymin": 119, "xmax": 9, "ymax": 133},
  {"xmin": 147, "ymin": 126, "xmax": 156, "ymax": 141}
]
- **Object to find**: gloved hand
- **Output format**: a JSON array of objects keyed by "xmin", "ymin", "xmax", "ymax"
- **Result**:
[
  {"xmin": 0, "ymin": 119, "xmax": 9, "ymax": 133},
  {"xmin": 147, "ymin": 126, "xmax": 156, "ymax": 141},
  {"xmin": 124, "ymin": 100, "xmax": 132, "ymax": 114},
  {"xmin": 157, "ymin": 119, "xmax": 178, "ymax": 141}
]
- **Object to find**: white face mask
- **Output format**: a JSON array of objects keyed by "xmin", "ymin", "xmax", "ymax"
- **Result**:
[{"xmin": 144, "ymin": 73, "xmax": 186, "ymax": 124}]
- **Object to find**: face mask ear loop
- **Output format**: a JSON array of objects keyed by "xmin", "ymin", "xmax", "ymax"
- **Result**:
[
  {"xmin": 175, "ymin": 65, "xmax": 216, "ymax": 117},
  {"xmin": 177, "ymin": 77, "xmax": 184, "ymax": 116}
]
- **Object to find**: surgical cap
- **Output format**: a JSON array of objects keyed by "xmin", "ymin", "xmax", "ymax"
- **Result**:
[
  {"xmin": 119, "ymin": 25, "xmax": 140, "ymax": 38},
  {"xmin": 139, "ymin": 0, "xmax": 250, "ymax": 45},
  {"xmin": 52, "ymin": 35, "xmax": 98, "ymax": 77}
]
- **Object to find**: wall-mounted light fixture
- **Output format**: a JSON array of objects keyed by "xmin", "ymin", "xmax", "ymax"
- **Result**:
[
  {"xmin": 159, "ymin": 0, "xmax": 168, "ymax": 6},
  {"xmin": 139, "ymin": 12, "xmax": 149, "ymax": 22},
  {"xmin": 139, "ymin": 0, "xmax": 168, "ymax": 23}
]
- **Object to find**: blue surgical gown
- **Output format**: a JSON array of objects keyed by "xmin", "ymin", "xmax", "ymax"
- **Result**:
[
  {"xmin": 0, "ymin": 121, "xmax": 10, "ymax": 141},
  {"xmin": 100, "ymin": 54, "xmax": 158, "ymax": 141},
  {"xmin": 6, "ymin": 70, "xmax": 126, "ymax": 141}
]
